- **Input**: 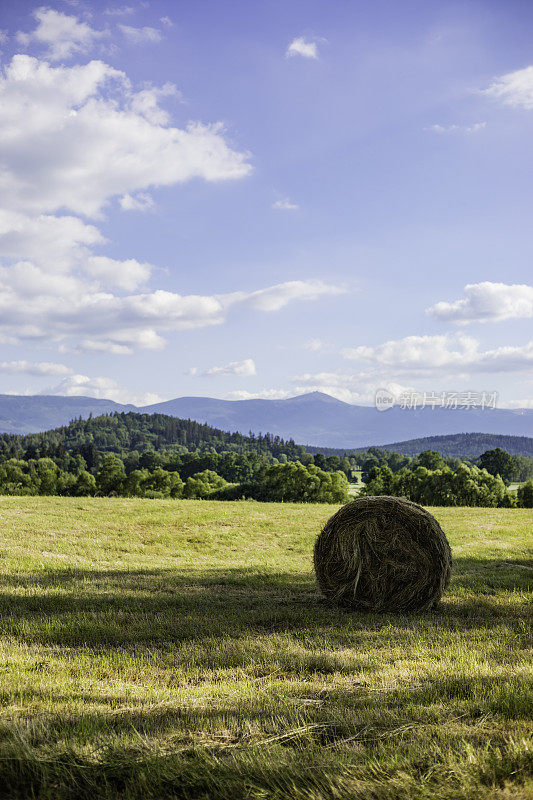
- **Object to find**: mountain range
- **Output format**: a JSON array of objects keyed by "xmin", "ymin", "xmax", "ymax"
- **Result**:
[{"xmin": 0, "ymin": 391, "xmax": 531, "ymax": 449}]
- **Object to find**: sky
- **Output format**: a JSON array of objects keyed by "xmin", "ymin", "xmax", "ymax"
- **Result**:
[{"xmin": 0, "ymin": 0, "xmax": 532, "ymax": 408}]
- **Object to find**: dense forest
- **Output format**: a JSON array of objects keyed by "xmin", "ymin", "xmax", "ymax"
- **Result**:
[
  {"xmin": 307, "ymin": 432, "xmax": 533, "ymax": 459},
  {"xmin": 0, "ymin": 412, "xmax": 531, "ymax": 506},
  {"xmin": 375, "ymin": 432, "xmax": 533, "ymax": 458},
  {"xmin": 1, "ymin": 412, "xmax": 309, "ymax": 460}
]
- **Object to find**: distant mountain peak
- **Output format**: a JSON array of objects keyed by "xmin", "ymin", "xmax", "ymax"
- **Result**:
[{"xmin": 285, "ymin": 391, "xmax": 348, "ymax": 405}]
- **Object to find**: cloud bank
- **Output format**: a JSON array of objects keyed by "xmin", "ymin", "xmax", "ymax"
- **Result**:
[
  {"xmin": 0, "ymin": 41, "xmax": 343, "ymax": 357},
  {"xmin": 427, "ymin": 282, "xmax": 533, "ymax": 323},
  {"xmin": 342, "ymin": 333, "xmax": 533, "ymax": 375}
]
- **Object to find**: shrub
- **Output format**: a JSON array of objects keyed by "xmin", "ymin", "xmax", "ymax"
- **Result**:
[{"xmin": 517, "ymin": 480, "xmax": 533, "ymax": 508}]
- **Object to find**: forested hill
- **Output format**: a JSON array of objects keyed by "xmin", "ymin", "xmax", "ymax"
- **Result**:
[
  {"xmin": 376, "ymin": 432, "xmax": 533, "ymax": 458},
  {"xmin": 3, "ymin": 413, "xmax": 533, "ymax": 463},
  {"xmin": 306, "ymin": 432, "xmax": 533, "ymax": 459},
  {"xmin": 0, "ymin": 412, "xmax": 308, "ymax": 462}
]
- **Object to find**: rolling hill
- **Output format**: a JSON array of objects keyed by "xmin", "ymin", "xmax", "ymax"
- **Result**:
[
  {"xmin": 307, "ymin": 432, "xmax": 533, "ymax": 459},
  {"xmin": 376, "ymin": 432, "xmax": 533, "ymax": 458},
  {"xmin": 0, "ymin": 395, "xmax": 134, "ymax": 435}
]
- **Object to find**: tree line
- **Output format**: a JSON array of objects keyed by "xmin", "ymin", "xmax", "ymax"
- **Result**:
[
  {"xmin": 0, "ymin": 454, "xmax": 350, "ymax": 503},
  {"xmin": 362, "ymin": 462, "xmax": 533, "ymax": 508},
  {"xmin": 0, "ymin": 412, "xmax": 531, "ymax": 506}
]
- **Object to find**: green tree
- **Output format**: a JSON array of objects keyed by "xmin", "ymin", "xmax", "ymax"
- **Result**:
[
  {"xmin": 168, "ymin": 472, "xmax": 184, "ymax": 498},
  {"xmin": 313, "ymin": 453, "xmax": 326, "ymax": 470},
  {"xmin": 362, "ymin": 462, "xmax": 509, "ymax": 507},
  {"xmin": 247, "ymin": 461, "xmax": 349, "ymax": 503},
  {"xmin": 96, "ymin": 455, "xmax": 126, "ymax": 496},
  {"xmin": 416, "ymin": 450, "xmax": 446, "ymax": 471},
  {"xmin": 124, "ymin": 469, "xmax": 148, "ymax": 497},
  {"xmin": 73, "ymin": 470, "xmax": 96, "ymax": 496},
  {"xmin": 34, "ymin": 458, "xmax": 59, "ymax": 495},
  {"xmin": 184, "ymin": 470, "xmax": 227, "ymax": 499},
  {"xmin": 0, "ymin": 459, "xmax": 34, "ymax": 495},
  {"xmin": 361, "ymin": 456, "xmax": 381, "ymax": 483},
  {"xmin": 512, "ymin": 456, "xmax": 533, "ymax": 482},
  {"xmin": 478, "ymin": 448, "xmax": 517, "ymax": 483},
  {"xmin": 325, "ymin": 455, "xmax": 341, "ymax": 472},
  {"xmin": 517, "ymin": 480, "xmax": 533, "ymax": 508}
]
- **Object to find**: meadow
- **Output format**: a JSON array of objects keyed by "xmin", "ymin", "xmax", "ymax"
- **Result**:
[{"xmin": 0, "ymin": 497, "xmax": 531, "ymax": 799}]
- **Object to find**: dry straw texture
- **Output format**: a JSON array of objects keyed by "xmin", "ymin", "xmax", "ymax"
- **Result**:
[{"xmin": 314, "ymin": 496, "xmax": 452, "ymax": 612}]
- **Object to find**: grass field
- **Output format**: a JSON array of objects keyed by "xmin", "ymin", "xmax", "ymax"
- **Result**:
[{"xmin": 0, "ymin": 497, "xmax": 531, "ymax": 799}]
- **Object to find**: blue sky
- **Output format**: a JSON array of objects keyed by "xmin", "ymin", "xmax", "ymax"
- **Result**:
[{"xmin": 0, "ymin": 0, "xmax": 532, "ymax": 407}]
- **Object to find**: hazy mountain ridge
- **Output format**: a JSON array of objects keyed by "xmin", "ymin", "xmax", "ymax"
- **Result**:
[
  {"xmin": 0, "ymin": 391, "xmax": 531, "ymax": 449},
  {"xmin": 0, "ymin": 395, "xmax": 135, "ymax": 435}
]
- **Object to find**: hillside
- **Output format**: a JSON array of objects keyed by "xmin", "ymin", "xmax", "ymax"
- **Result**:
[
  {"xmin": 307, "ymin": 432, "xmax": 533, "ymax": 459},
  {"xmin": 0, "ymin": 394, "xmax": 133, "ymax": 435},
  {"xmin": 377, "ymin": 432, "xmax": 533, "ymax": 458},
  {"xmin": 0, "ymin": 411, "xmax": 306, "ymax": 461}
]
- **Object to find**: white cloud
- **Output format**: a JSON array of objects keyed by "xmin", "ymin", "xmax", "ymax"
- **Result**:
[
  {"xmin": 0, "ymin": 51, "xmax": 262, "ymax": 353},
  {"xmin": 342, "ymin": 334, "xmax": 479, "ymax": 370},
  {"xmin": 0, "ymin": 49, "xmax": 342, "ymax": 356},
  {"xmin": 425, "ymin": 122, "xmax": 486, "ymax": 134},
  {"xmin": 0, "ymin": 55, "xmax": 251, "ymax": 218},
  {"xmin": 503, "ymin": 398, "xmax": 533, "ymax": 409},
  {"xmin": 160, "ymin": 17, "xmax": 173, "ymax": 27},
  {"xmin": 0, "ymin": 360, "xmax": 72, "ymax": 376},
  {"xmin": 78, "ymin": 328, "xmax": 165, "ymax": 354},
  {"xmin": 119, "ymin": 24, "xmax": 162, "ymax": 44},
  {"xmin": 103, "ymin": 6, "xmax": 136, "ymax": 15},
  {"xmin": 291, "ymin": 374, "xmax": 414, "ymax": 405},
  {"xmin": 17, "ymin": 8, "xmax": 106, "ymax": 61},
  {"xmin": 286, "ymin": 37, "xmax": 318, "ymax": 59},
  {"xmin": 0, "ymin": 270, "xmax": 344, "ymax": 353},
  {"xmin": 223, "ymin": 279, "xmax": 345, "ymax": 313},
  {"xmin": 427, "ymin": 282, "xmax": 533, "ymax": 324},
  {"xmin": 85, "ymin": 256, "xmax": 152, "ymax": 291},
  {"xmin": 484, "ymin": 65, "xmax": 533, "ymax": 109},
  {"xmin": 342, "ymin": 333, "xmax": 533, "ymax": 375},
  {"xmin": 44, "ymin": 373, "xmax": 162, "ymax": 405},
  {"xmin": 78, "ymin": 340, "xmax": 133, "ymax": 355},
  {"xmin": 466, "ymin": 122, "xmax": 487, "ymax": 134},
  {"xmin": 304, "ymin": 338, "xmax": 323, "ymax": 351},
  {"xmin": 197, "ymin": 358, "xmax": 257, "ymax": 378},
  {"xmin": 225, "ymin": 388, "xmax": 293, "ymax": 400},
  {"xmin": 272, "ymin": 198, "xmax": 299, "ymax": 211},
  {"xmin": 0, "ymin": 210, "xmax": 104, "ymax": 271},
  {"xmin": 119, "ymin": 192, "xmax": 154, "ymax": 211},
  {"xmin": 128, "ymin": 82, "xmax": 180, "ymax": 124},
  {"xmin": 474, "ymin": 341, "xmax": 533, "ymax": 372},
  {"xmin": 0, "ymin": 30, "xmax": 8, "ymax": 45},
  {"xmin": 226, "ymin": 378, "xmax": 415, "ymax": 406}
]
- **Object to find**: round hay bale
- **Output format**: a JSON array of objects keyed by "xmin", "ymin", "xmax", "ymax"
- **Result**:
[{"xmin": 314, "ymin": 496, "xmax": 452, "ymax": 612}]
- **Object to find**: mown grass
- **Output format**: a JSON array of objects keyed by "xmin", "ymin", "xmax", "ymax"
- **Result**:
[{"xmin": 0, "ymin": 497, "xmax": 531, "ymax": 799}]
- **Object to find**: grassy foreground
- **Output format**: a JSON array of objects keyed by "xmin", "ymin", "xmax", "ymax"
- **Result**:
[{"xmin": 0, "ymin": 498, "xmax": 531, "ymax": 800}]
